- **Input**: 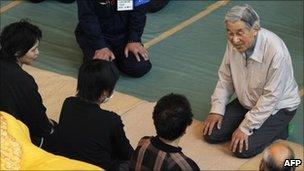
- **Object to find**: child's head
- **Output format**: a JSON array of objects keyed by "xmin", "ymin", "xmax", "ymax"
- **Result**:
[
  {"xmin": 0, "ymin": 19, "xmax": 42, "ymax": 64},
  {"xmin": 153, "ymin": 93, "xmax": 193, "ymax": 141},
  {"xmin": 77, "ymin": 59, "xmax": 119, "ymax": 103}
]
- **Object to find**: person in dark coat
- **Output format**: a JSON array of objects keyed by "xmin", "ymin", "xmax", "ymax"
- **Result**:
[
  {"xmin": 57, "ymin": 59, "xmax": 134, "ymax": 171},
  {"xmin": 0, "ymin": 20, "xmax": 57, "ymax": 152}
]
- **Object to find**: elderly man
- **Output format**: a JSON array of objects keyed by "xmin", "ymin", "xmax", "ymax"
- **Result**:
[
  {"xmin": 259, "ymin": 142, "xmax": 296, "ymax": 171},
  {"xmin": 202, "ymin": 4, "xmax": 301, "ymax": 158}
]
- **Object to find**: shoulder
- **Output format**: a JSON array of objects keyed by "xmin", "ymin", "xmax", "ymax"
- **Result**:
[
  {"xmin": 184, "ymin": 156, "xmax": 200, "ymax": 171},
  {"xmin": 260, "ymin": 28, "xmax": 287, "ymax": 54},
  {"xmin": 0, "ymin": 62, "xmax": 32, "ymax": 79},
  {"xmin": 101, "ymin": 109, "xmax": 120, "ymax": 120},
  {"xmin": 168, "ymin": 153, "xmax": 200, "ymax": 171},
  {"xmin": 137, "ymin": 136, "xmax": 152, "ymax": 146},
  {"xmin": 0, "ymin": 62, "xmax": 37, "ymax": 88},
  {"xmin": 133, "ymin": 137, "xmax": 152, "ymax": 156},
  {"xmin": 62, "ymin": 97, "xmax": 76, "ymax": 106},
  {"xmin": 97, "ymin": 109, "xmax": 122, "ymax": 127}
]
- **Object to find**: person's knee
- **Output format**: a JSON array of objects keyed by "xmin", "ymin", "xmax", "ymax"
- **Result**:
[
  {"xmin": 233, "ymin": 148, "xmax": 258, "ymax": 158},
  {"xmin": 203, "ymin": 134, "xmax": 225, "ymax": 144},
  {"xmin": 121, "ymin": 60, "xmax": 152, "ymax": 78},
  {"xmin": 133, "ymin": 61, "xmax": 152, "ymax": 77}
]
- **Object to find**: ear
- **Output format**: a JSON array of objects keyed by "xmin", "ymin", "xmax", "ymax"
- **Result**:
[
  {"xmin": 253, "ymin": 28, "xmax": 258, "ymax": 37},
  {"xmin": 102, "ymin": 90, "xmax": 110, "ymax": 97},
  {"xmin": 100, "ymin": 92, "xmax": 107, "ymax": 99}
]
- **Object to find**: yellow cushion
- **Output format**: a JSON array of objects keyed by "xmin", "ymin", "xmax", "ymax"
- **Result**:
[{"xmin": 0, "ymin": 111, "xmax": 102, "ymax": 170}]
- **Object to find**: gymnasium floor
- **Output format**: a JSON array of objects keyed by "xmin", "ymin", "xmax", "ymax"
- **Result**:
[{"xmin": 1, "ymin": 1, "xmax": 303, "ymax": 169}]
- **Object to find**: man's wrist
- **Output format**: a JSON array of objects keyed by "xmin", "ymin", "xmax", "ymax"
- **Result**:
[
  {"xmin": 239, "ymin": 123, "xmax": 253, "ymax": 136},
  {"xmin": 127, "ymin": 40, "xmax": 140, "ymax": 43}
]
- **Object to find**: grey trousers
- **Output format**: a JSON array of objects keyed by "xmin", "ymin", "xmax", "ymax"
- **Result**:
[{"xmin": 204, "ymin": 99, "xmax": 296, "ymax": 158}]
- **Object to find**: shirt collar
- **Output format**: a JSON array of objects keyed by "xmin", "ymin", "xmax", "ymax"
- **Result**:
[
  {"xmin": 150, "ymin": 136, "xmax": 182, "ymax": 153},
  {"xmin": 247, "ymin": 29, "xmax": 264, "ymax": 63}
]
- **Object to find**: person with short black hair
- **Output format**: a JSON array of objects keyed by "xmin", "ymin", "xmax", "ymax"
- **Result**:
[
  {"xmin": 259, "ymin": 142, "xmax": 296, "ymax": 171},
  {"xmin": 130, "ymin": 93, "xmax": 200, "ymax": 171},
  {"xmin": 0, "ymin": 19, "xmax": 57, "ymax": 152},
  {"xmin": 57, "ymin": 59, "xmax": 133, "ymax": 171}
]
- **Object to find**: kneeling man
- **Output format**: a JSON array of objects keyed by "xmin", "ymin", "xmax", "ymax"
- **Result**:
[{"xmin": 202, "ymin": 4, "xmax": 300, "ymax": 158}]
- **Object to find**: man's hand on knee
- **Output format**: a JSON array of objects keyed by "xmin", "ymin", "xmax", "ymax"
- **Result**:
[
  {"xmin": 124, "ymin": 42, "xmax": 149, "ymax": 61},
  {"xmin": 202, "ymin": 113, "xmax": 223, "ymax": 136},
  {"xmin": 94, "ymin": 48, "xmax": 115, "ymax": 61},
  {"xmin": 230, "ymin": 128, "xmax": 249, "ymax": 153}
]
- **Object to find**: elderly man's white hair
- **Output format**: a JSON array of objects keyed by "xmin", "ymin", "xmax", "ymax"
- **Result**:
[{"xmin": 225, "ymin": 4, "xmax": 260, "ymax": 30}]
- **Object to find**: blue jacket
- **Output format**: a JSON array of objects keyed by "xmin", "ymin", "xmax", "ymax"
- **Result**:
[{"xmin": 76, "ymin": 0, "xmax": 147, "ymax": 50}]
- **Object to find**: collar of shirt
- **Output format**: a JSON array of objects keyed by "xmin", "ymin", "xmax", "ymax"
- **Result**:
[
  {"xmin": 245, "ymin": 35, "xmax": 256, "ymax": 58},
  {"xmin": 150, "ymin": 136, "xmax": 182, "ymax": 153},
  {"xmin": 246, "ymin": 29, "xmax": 265, "ymax": 63},
  {"xmin": 73, "ymin": 96, "xmax": 101, "ymax": 108}
]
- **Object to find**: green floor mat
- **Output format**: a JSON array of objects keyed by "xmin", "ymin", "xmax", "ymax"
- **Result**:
[
  {"xmin": 0, "ymin": 1, "xmax": 13, "ymax": 8},
  {"xmin": 288, "ymin": 102, "xmax": 303, "ymax": 144},
  {"xmin": 143, "ymin": 1, "xmax": 215, "ymax": 40},
  {"xmin": 1, "ymin": 1, "xmax": 303, "ymax": 145}
]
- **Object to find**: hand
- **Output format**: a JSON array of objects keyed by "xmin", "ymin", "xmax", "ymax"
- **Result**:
[
  {"xmin": 49, "ymin": 118, "xmax": 55, "ymax": 126},
  {"xmin": 124, "ymin": 42, "xmax": 149, "ymax": 61},
  {"xmin": 230, "ymin": 128, "xmax": 249, "ymax": 153},
  {"xmin": 202, "ymin": 113, "xmax": 223, "ymax": 136},
  {"xmin": 93, "ymin": 48, "xmax": 115, "ymax": 61},
  {"xmin": 48, "ymin": 118, "xmax": 57, "ymax": 134}
]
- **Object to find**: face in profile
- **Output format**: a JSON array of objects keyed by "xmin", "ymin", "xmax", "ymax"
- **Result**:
[
  {"xmin": 225, "ymin": 20, "xmax": 258, "ymax": 53},
  {"xmin": 18, "ymin": 41, "xmax": 40, "ymax": 65}
]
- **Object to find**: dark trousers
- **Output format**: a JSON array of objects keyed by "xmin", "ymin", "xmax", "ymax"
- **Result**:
[
  {"xmin": 75, "ymin": 31, "xmax": 152, "ymax": 78},
  {"xmin": 204, "ymin": 99, "xmax": 296, "ymax": 158}
]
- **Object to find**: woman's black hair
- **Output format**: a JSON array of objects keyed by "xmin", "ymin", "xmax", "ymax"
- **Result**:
[
  {"xmin": 0, "ymin": 19, "xmax": 42, "ymax": 62},
  {"xmin": 77, "ymin": 59, "xmax": 120, "ymax": 102}
]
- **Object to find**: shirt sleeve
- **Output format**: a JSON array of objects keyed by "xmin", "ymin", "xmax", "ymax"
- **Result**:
[
  {"xmin": 239, "ymin": 53, "xmax": 288, "ymax": 135},
  {"xmin": 210, "ymin": 44, "xmax": 235, "ymax": 115},
  {"xmin": 18, "ymin": 76, "xmax": 53, "ymax": 138},
  {"xmin": 128, "ymin": 4, "xmax": 147, "ymax": 42},
  {"xmin": 112, "ymin": 117, "xmax": 134, "ymax": 160},
  {"xmin": 76, "ymin": 0, "xmax": 108, "ymax": 50}
]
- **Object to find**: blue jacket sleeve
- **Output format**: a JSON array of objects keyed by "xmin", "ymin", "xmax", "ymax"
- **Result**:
[
  {"xmin": 76, "ymin": 0, "xmax": 108, "ymax": 50},
  {"xmin": 128, "ymin": 4, "xmax": 147, "ymax": 42}
]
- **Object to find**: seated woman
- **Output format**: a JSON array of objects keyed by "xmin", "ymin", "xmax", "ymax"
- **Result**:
[
  {"xmin": 0, "ymin": 20, "xmax": 57, "ymax": 152},
  {"xmin": 57, "ymin": 59, "xmax": 134, "ymax": 171},
  {"xmin": 0, "ymin": 111, "xmax": 102, "ymax": 170}
]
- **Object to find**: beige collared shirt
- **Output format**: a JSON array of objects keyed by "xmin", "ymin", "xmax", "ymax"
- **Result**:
[{"xmin": 210, "ymin": 28, "xmax": 301, "ymax": 135}]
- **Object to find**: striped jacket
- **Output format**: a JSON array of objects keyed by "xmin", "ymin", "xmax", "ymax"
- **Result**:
[{"xmin": 130, "ymin": 136, "xmax": 200, "ymax": 171}]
